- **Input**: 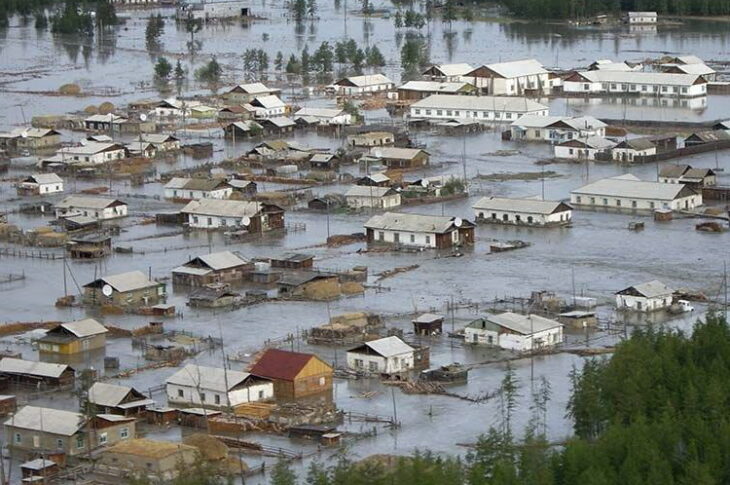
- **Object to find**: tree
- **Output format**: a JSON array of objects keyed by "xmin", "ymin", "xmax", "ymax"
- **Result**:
[
  {"xmin": 366, "ymin": 45, "xmax": 385, "ymax": 67},
  {"xmin": 394, "ymin": 10, "xmax": 403, "ymax": 28},
  {"xmin": 275, "ymin": 51, "xmax": 284, "ymax": 71},
  {"xmin": 270, "ymin": 458, "xmax": 297, "ymax": 485},
  {"xmin": 195, "ymin": 57, "xmax": 222, "ymax": 88},
  {"xmin": 286, "ymin": 54, "xmax": 301, "ymax": 74},
  {"xmin": 154, "ymin": 57, "xmax": 173, "ymax": 81},
  {"xmin": 307, "ymin": 0, "xmax": 318, "ymax": 18},
  {"xmin": 95, "ymin": 0, "xmax": 118, "ymax": 29},
  {"xmin": 35, "ymin": 12, "xmax": 48, "ymax": 30},
  {"xmin": 292, "ymin": 0, "xmax": 307, "ymax": 21},
  {"xmin": 301, "ymin": 45, "xmax": 310, "ymax": 73},
  {"xmin": 145, "ymin": 13, "xmax": 164, "ymax": 50},
  {"xmin": 442, "ymin": 0, "xmax": 458, "ymax": 29},
  {"xmin": 174, "ymin": 60, "xmax": 186, "ymax": 81},
  {"xmin": 51, "ymin": 0, "xmax": 94, "ymax": 35}
]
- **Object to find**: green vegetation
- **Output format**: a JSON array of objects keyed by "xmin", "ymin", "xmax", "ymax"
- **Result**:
[
  {"xmin": 400, "ymin": 34, "xmax": 429, "ymax": 76},
  {"xmin": 441, "ymin": 178, "xmax": 466, "ymax": 196},
  {"xmin": 145, "ymin": 13, "xmax": 165, "ymax": 51},
  {"xmin": 243, "ymin": 48, "xmax": 269, "ymax": 75},
  {"xmin": 499, "ymin": 0, "xmax": 730, "ymax": 18},
  {"xmin": 195, "ymin": 57, "xmax": 222, "ymax": 87},
  {"xmin": 154, "ymin": 57, "xmax": 172, "ymax": 81}
]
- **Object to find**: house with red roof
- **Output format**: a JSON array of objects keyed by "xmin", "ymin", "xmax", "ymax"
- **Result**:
[{"xmin": 249, "ymin": 349, "xmax": 333, "ymax": 400}]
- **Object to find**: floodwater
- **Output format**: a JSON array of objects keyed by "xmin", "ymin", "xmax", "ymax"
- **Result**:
[{"xmin": 0, "ymin": 3, "xmax": 730, "ymax": 483}]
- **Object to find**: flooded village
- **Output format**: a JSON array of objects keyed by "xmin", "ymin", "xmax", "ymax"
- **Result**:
[{"xmin": 0, "ymin": 0, "xmax": 729, "ymax": 483}]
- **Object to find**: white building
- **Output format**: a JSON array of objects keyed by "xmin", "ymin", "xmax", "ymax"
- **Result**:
[
  {"xmin": 510, "ymin": 115, "xmax": 606, "ymax": 143},
  {"xmin": 293, "ymin": 107, "xmax": 352, "ymax": 125},
  {"xmin": 17, "ymin": 173, "xmax": 64, "ymax": 195},
  {"xmin": 346, "ymin": 336, "xmax": 415, "ymax": 374},
  {"xmin": 364, "ymin": 212, "xmax": 475, "ymax": 249},
  {"xmin": 345, "ymin": 186, "xmax": 401, "ymax": 210},
  {"xmin": 570, "ymin": 174, "xmax": 702, "ymax": 212},
  {"xmin": 177, "ymin": 0, "xmax": 251, "ymax": 20},
  {"xmin": 42, "ymin": 142, "xmax": 126, "ymax": 168},
  {"xmin": 164, "ymin": 178, "xmax": 233, "ymax": 201},
  {"xmin": 625, "ymin": 11, "xmax": 657, "ymax": 24},
  {"xmin": 245, "ymin": 95, "xmax": 287, "ymax": 118},
  {"xmin": 422, "ymin": 63, "xmax": 475, "ymax": 81},
  {"xmin": 410, "ymin": 94, "xmax": 549, "ymax": 123},
  {"xmin": 464, "ymin": 312, "xmax": 563, "ymax": 352},
  {"xmin": 588, "ymin": 60, "xmax": 642, "ymax": 72},
  {"xmin": 661, "ymin": 63, "xmax": 717, "ymax": 81},
  {"xmin": 223, "ymin": 82, "xmax": 280, "ymax": 103},
  {"xmin": 473, "ymin": 197, "xmax": 573, "ymax": 227},
  {"xmin": 166, "ymin": 364, "xmax": 273, "ymax": 410},
  {"xmin": 180, "ymin": 199, "xmax": 283, "ymax": 231},
  {"xmin": 611, "ymin": 138, "xmax": 657, "ymax": 162},
  {"xmin": 55, "ymin": 196, "xmax": 128, "ymax": 221},
  {"xmin": 154, "ymin": 99, "xmax": 202, "ymax": 118},
  {"xmin": 563, "ymin": 71, "xmax": 708, "ymax": 98},
  {"xmin": 141, "ymin": 134, "xmax": 181, "ymax": 152},
  {"xmin": 615, "ymin": 280, "xmax": 674, "ymax": 312},
  {"xmin": 465, "ymin": 59, "xmax": 550, "ymax": 95},
  {"xmin": 333, "ymin": 74, "xmax": 394, "ymax": 96},
  {"xmin": 554, "ymin": 136, "xmax": 616, "ymax": 160}
]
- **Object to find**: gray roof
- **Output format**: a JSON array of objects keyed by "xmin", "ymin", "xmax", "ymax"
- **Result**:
[
  {"xmin": 368, "ymin": 147, "xmax": 427, "ymax": 160},
  {"xmin": 25, "ymin": 173, "xmax": 63, "ymax": 185},
  {"xmin": 473, "ymin": 197, "xmax": 572, "ymax": 215},
  {"xmin": 411, "ymin": 94, "xmax": 548, "ymax": 113},
  {"xmin": 0, "ymin": 358, "xmax": 70, "ymax": 378},
  {"xmin": 196, "ymin": 251, "xmax": 249, "ymax": 270},
  {"xmin": 423, "ymin": 63, "xmax": 475, "ymax": 77},
  {"xmin": 141, "ymin": 134, "xmax": 179, "ymax": 144},
  {"xmin": 486, "ymin": 312, "xmax": 563, "ymax": 335},
  {"xmin": 227, "ymin": 82, "xmax": 278, "ymax": 95},
  {"xmin": 364, "ymin": 173, "xmax": 391, "ymax": 183},
  {"xmin": 164, "ymin": 177, "xmax": 230, "ymax": 192},
  {"xmin": 355, "ymin": 336, "xmax": 414, "ymax": 358},
  {"xmin": 4, "ymin": 406, "xmax": 84, "ymax": 436},
  {"xmin": 228, "ymin": 120, "xmax": 263, "ymax": 131},
  {"xmin": 618, "ymin": 280, "xmax": 674, "ymax": 298},
  {"xmin": 310, "ymin": 153, "xmax": 335, "ymax": 163},
  {"xmin": 560, "ymin": 136, "xmax": 616, "ymax": 149},
  {"xmin": 250, "ymin": 95, "xmax": 285, "ymax": 109},
  {"xmin": 181, "ymin": 199, "xmax": 263, "ymax": 218},
  {"xmin": 674, "ymin": 55, "xmax": 704, "ymax": 65},
  {"xmin": 664, "ymin": 63, "xmax": 715, "ymax": 76},
  {"xmin": 58, "ymin": 142, "xmax": 124, "ymax": 156},
  {"xmin": 616, "ymin": 137, "xmax": 656, "ymax": 151},
  {"xmin": 88, "ymin": 382, "xmax": 151, "ymax": 408},
  {"xmin": 88, "ymin": 271, "xmax": 159, "ymax": 293},
  {"xmin": 57, "ymin": 318, "xmax": 108, "ymax": 338},
  {"xmin": 336, "ymin": 74, "xmax": 393, "ymax": 87},
  {"xmin": 474, "ymin": 59, "xmax": 548, "ymax": 78},
  {"xmin": 364, "ymin": 212, "xmax": 468, "ymax": 234},
  {"xmin": 262, "ymin": 117, "xmax": 296, "ymax": 128},
  {"xmin": 572, "ymin": 70, "xmax": 705, "ymax": 86},
  {"xmin": 294, "ymin": 107, "xmax": 346, "ymax": 118},
  {"xmin": 398, "ymin": 81, "xmax": 473, "ymax": 93},
  {"xmin": 345, "ymin": 186, "xmax": 398, "ymax": 198},
  {"xmin": 571, "ymin": 175, "xmax": 693, "ymax": 201},
  {"xmin": 166, "ymin": 364, "xmax": 256, "ymax": 393},
  {"xmin": 413, "ymin": 313, "xmax": 444, "ymax": 323},
  {"xmin": 56, "ymin": 196, "xmax": 126, "ymax": 210}
]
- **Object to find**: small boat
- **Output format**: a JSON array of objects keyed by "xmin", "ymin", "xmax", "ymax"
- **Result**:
[
  {"xmin": 490, "ymin": 240, "xmax": 530, "ymax": 253},
  {"xmin": 420, "ymin": 363, "xmax": 469, "ymax": 382}
]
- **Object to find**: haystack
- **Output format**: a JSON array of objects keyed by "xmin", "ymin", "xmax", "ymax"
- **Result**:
[
  {"xmin": 84, "ymin": 105, "xmax": 99, "ymax": 114},
  {"xmin": 98, "ymin": 102, "xmax": 115, "ymax": 115},
  {"xmin": 59, "ymin": 83, "xmax": 81, "ymax": 95},
  {"xmin": 182, "ymin": 433, "xmax": 229, "ymax": 462}
]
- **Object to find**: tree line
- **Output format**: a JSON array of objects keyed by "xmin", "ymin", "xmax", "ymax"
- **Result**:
[{"xmin": 499, "ymin": 0, "xmax": 730, "ymax": 19}]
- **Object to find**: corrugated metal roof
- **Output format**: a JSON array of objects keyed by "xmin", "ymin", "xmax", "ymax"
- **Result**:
[
  {"xmin": 228, "ymin": 82, "xmax": 277, "ymax": 94},
  {"xmin": 571, "ymin": 176, "xmax": 692, "ymax": 201},
  {"xmin": 0, "ymin": 358, "xmax": 70, "ymax": 378},
  {"xmin": 58, "ymin": 141, "xmax": 124, "ymax": 156},
  {"xmin": 56, "ymin": 196, "xmax": 125, "ymax": 210},
  {"xmin": 474, "ymin": 59, "xmax": 547, "ymax": 78},
  {"xmin": 250, "ymin": 348, "xmax": 324, "ymax": 381},
  {"xmin": 141, "ymin": 134, "xmax": 179, "ymax": 144},
  {"xmin": 487, "ymin": 312, "xmax": 563, "ymax": 335},
  {"xmin": 399, "ymin": 81, "xmax": 472, "ymax": 93},
  {"xmin": 411, "ymin": 94, "xmax": 548, "ymax": 113},
  {"xmin": 675, "ymin": 55, "xmax": 704, "ymax": 65},
  {"xmin": 26, "ymin": 173, "xmax": 63, "ymax": 185},
  {"xmin": 345, "ymin": 186, "xmax": 397, "ymax": 198},
  {"xmin": 364, "ymin": 212, "xmax": 467, "ymax": 234},
  {"xmin": 573, "ymin": 70, "xmax": 704, "ymax": 86},
  {"xmin": 473, "ymin": 197, "xmax": 572, "ymax": 215},
  {"xmin": 295, "ymin": 107, "xmax": 345, "ymax": 118},
  {"xmin": 413, "ymin": 313, "xmax": 444, "ymax": 323},
  {"xmin": 250, "ymin": 95, "xmax": 286, "ymax": 109},
  {"xmin": 58, "ymin": 318, "xmax": 108, "ymax": 338},
  {"xmin": 361, "ymin": 336, "xmax": 414, "ymax": 358},
  {"xmin": 513, "ymin": 115, "xmax": 607, "ymax": 131},
  {"xmin": 368, "ymin": 147, "xmax": 426, "ymax": 160},
  {"xmin": 88, "ymin": 271, "xmax": 159, "ymax": 293},
  {"xmin": 197, "ymin": 251, "xmax": 249, "ymax": 270},
  {"xmin": 166, "ymin": 364, "xmax": 254, "ymax": 393},
  {"xmin": 618, "ymin": 280, "xmax": 674, "ymax": 298},
  {"xmin": 263, "ymin": 117, "xmax": 296, "ymax": 128},
  {"xmin": 664, "ymin": 63, "xmax": 715, "ymax": 76},
  {"xmin": 4, "ymin": 406, "xmax": 84, "ymax": 436},
  {"xmin": 181, "ymin": 199, "xmax": 263, "ymax": 218},
  {"xmin": 336, "ymin": 74, "xmax": 393, "ymax": 87},
  {"xmin": 423, "ymin": 63, "xmax": 474, "ymax": 77},
  {"xmin": 88, "ymin": 382, "xmax": 136, "ymax": 407}
]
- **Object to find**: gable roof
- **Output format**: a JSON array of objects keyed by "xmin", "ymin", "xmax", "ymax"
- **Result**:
[
  {"xmin": 56, "ymin": 196, "xmax": 126, "ymax": 210},
  {"xmin": 294, "ymin": 107, "xmax": 346, "ymax": 119},
  {"xmin": 53, "ymin": 318, "xmax": 108, "ymax": 338},
  {"xmin": 486, "ymin": 312, "xmax": 563, "ymax": 335},
  {"xmin": 0, "ymin": 358, "xmax": 71, "ymax": 378},
  {"xmin": 250, "ymin": 348, "xmax": 329, "ymax": 381},
  {"xmin": 105, "ymin": 439, "xmax": 198, "ymax": 459},
  {"xmin": 411, "ymin": 94, "xmax": 548, "ymax": 113},
  {"xmin": 468, "ymin": 59, "xmax": 547, "ymax": 79},
  {"xmin": 558, "ymin": 136, "xmax": 616, "ymax": 149},
  {"xmin": 659, "ymin": 164, "xmax": 691, "ymax": 178},
  {"xmin": 345, "ymin": 186, "xmax": 398, "ymax": 198},
  {"xmin": 422, "ymin": 63, "xmax": 475, "ymax": 77},
  {"xmin": 164, "ymin": 177, "xmax": 230, "ymax": 192},
  {"xmin": 336, "ymin": 74, "xmax": 393, "ymax": 87},
  {"xmin": 398, "ymin": 81, "xmax": 474, "ymax": 94},
  {"xmin": 181, "ymin": 199, "xmax": 264, "ymax": 218},
  {"xmin": 249, "ymin": 95, "xmax": 286, "ymax": 110},
  {"xmin": 617, "ymin": 280, "xmax": 674, "ymax": 298},
  {"xmin": 193, "ymin": 251, "xmax": 249, "ymax": 270},
  {"xmin": 84, "ymin": 271, "xmax": 159, "ymax": 293},
  {"xmin": 166, "ymin": 364, "xmax": 260, "ymax": 393},
  {"xmin": 25, "ymin": 173, "xmax": 63, "ymax": 185},
  {"xmin": 4, "ymin": 406, "xmax": 85, "ymax": 436},
  {"xmin": 569, "ymin": 70, "xmax": 705, "ymax": 87},
  {"xmin": 88, "ymin": 382, "xmax": 148, "ymax": 408},
  {"xmin": 615, "ymin": 137, "xmax": 656, "ymax": 151},
  {"xmin": 227, "ymin": 82, "xmax": 278, "ymax": 95},
  {"xmin": 369, "ymin": 147, "xmax": 427, "ymax": 160},
  {"xmin": 364, "ymin": 212, "xmax": 472, "ymax": 234},
  {"xmin": 571, "ymin": 176, "xmax": 695, "ymax": 201},
  {"xmin": 473, "ymin": 197, "xmax": 572, "ymax": 215},
  {"xmin": 350, "ymin": 336, "xmax": 414, "ymax": 358}
]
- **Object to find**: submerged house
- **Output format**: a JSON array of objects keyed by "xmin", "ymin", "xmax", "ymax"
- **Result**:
[
  {"xmin": 97, "ymin": 439, "xmax": 199, "ymax": 482},
  {"xmin": 410, "ymin": 94, "xmax": 549, "ymax": 123},
  {"xmin": 83, "ymin": 271, "xmax": 167, "ymax": 308},
  {"xmin": 54, "ymin": 196, "xmax": 128, "ymax": 221},
  {"xmin": 422, "ymin": 63, "xmax": 475, "ymax": 82},
  {"xmin": 36, "ymin": 318, "xmax": 108, "ymax": 356},
  {"xmin": 180, "ymin": 199, "xmax": 285, "ymax": 232},
  {"xmin": 0, "ymin": 358, "xmax": 75, "ymax": 389},
  {"xmin": 473, "ymin": 197, "xmax": 573, "ymax": 227},
  {"xmin": 16, "ymin": 173, "xmax": 64, "ymax": 196},
  {"xmin": 368, "ymin": 147, "xmax": 429, "ymax": 169},
  {"xmin": 223, "ymin": 82, "xmax": 281, "ymax": 104},
  {"xmin": 172, "ymin": 251, "xmax": 253, "ymax": 287},
  {"xmin": 509, "ymin": 115, "xmax": 606, "ymax": 143},
  {"xmin": 88, "ymin": 382, "xmax": 154, "ymax": 416},
  {"xmin": 166, "ymin": 364, "xmax": 274, "ymax": 410},
  {"xmin": 249, "ymin": 349, "xmax": 334, "ymax": 400},
  {"xmin": 659, "ymin": 165, "xmax": 716, "ymax": 187},
  {"xmin": 163, "ymin": 178, "xmax": 233, "ymax": 201},
  {"xmin": 615, "ymin": 280, "xmax": 675, "ymax": 312},
  {"xmin": 364, "ymin": 212, "xmax": 475, "ymax": 249},
  {"xmin": 464, "ymin": 312, "xmax": 564, "ymax": 351},
  {"xmin": 345, "ymin": 185, "xmax": 402, "ymax": 210},
  {"xmin": 346, "ymin": 336, "xmax": 417, "ymax": 375},
  {"xmin": 465, "ymin": 59, "xmax": 550, "ymax": 95},
  {"xmin": 333, "ymin": 74, "xmax": 394, "ymax": 95}
]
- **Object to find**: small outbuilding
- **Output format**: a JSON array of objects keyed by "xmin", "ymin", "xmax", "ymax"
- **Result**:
[
  {"xmin": 36, "ymin": 318, "xmax": 108, "ymax": 356},
  {"xmin": 615, "ymin": 280, "xmax": 675, "ymax": 312},
  {"xmin": 249, "ymin": 349, "xmax": 334, "ymax": 400}
]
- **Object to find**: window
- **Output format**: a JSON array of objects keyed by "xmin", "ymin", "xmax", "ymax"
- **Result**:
[
  {"xmin": 369, "ymin": 361, "xmax": 378, "ymax": 372},
  {"xmin": 57, "ymin": 439, "xmax": 64, "ymax": 450},
  {"xmin": 491, "ymin": 213, "xmax": 497, "ymax": 219},
  {"xmin": 99, "ymin": 433, "xmax": 108, "ymax": 445},
  {"xmin": 425, "ymin": 110, "xmax": 431, "ymax": 115},
  {"xmin": 77, "ymin": 436, "xmax": 85, "ymax": 449},
  {"xmin": 446, "ymin": 110, "xmax": 452, "ymax": 116},
  {"xmin": 193, "ymin": 216, "xmax": 199, "ymax": 224},
  {"xmin": 454, "ymin": 111, "xmax": 460, "ymax": 116},
  {"xmin": 506, "ymin": 113, "xmax": 512, "ymax": 119},
  {"xmin": 120, "ymin": 427, "xmax": 129, "ymax": 439},
  {"xmin": 515, "ymin": 215, "xmax": 521, "ymax": 222},
  {"xmin": 649, "ymin": 202, "xmax": 655, "ymax": 209},
  {"xmin": 527, "ymin": 216, "xmax": 533, "ymax": 224},
  {"xmin": 14, "ymin": 433, "xmax": 20, "ymax": 444},
  {"xmin": 258, "ymin": 390, "xmax": 265, "ymax": 399},
  {"xmin": 378, "ymin": 231, "xmax": 384, "ymax": 241},
  {"xmin": 681, "ymin": 87, "xmax": 687, "ymax": 93},
  {"xmin": 610, "ymin": 84, "xmax": 616, "ymax": 90},
  {"xmin": 576, "ymin": 196, "xmax": 582, "ymax": 204},
  {"xmin": 200, "ymin": 393, "xmax": 206, "ymax": 402},
  {"xmin": 616, "ymin": 199, "xmax": 621, "ymax": 207},
  {"xmin": 602, "ymin": 198, "xmax": 608, "ymax": 206},
  {"xmin": 33, "ymin": 436, "xmax": 40, "ymax": 448},
  {"xmin": 319, "ymin": 377, "xmax": 325, "ymax": 386},
  {"xmin": 414, "ymin": 109, "xmax": 421, "ymax": 115},
  {"xmin": 221, "ymin": 219, "xmax": 227, "ymax": 226},
  {"xmin": 425, "ymin": 235, "xmax": 431, "ymax": 245},
  {"xmin": 436, "ymin": 110, "xmax": 443, "ymax": 116},
  {"xmin": 215, "ymin": 394, "xmax": 221, "ymax": 404},
  {"xmin": 394, "ymin": 233, "xmax": 400, "ymax": 243},
  {"xmin": 569, "ymin": 149, "xmax": 574, "ymax": 155},
  {"xmin": 207, "ymin": 217, "xmax": 212, "ymax": 226},
  {"xmin": 641, "ymin": 85, "xmax": 647, "ymax": 92},
  {"xmin": 590, "ymin": 197, "xmax": 596, "ymax": 204},
  {"xmin": 354, "ymin": 358, "xmax": 364, "ymax": 368},
  {"xmin": 178, "ymin": 389, "xmax": 184, "ymax": 398},
  {"xmin": 534, "ymin": 130, "xmax": 541, "ymax": 137},
  {"xmin": 410, "ymin": 234, "xmax": 415, "ymax": 243},
  {"xmin": 631, "ymin": 200, "xmax": 637, "ymax": 208},
  {"xmin": 502, "ymin": 214, "xmax": 509, "ymax": 222}
]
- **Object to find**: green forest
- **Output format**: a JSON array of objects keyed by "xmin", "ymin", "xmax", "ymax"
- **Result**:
[
  {"xmin": 141, "ymin": 314, "xmax": 730, "ymax": 484},
  {"xmin": 499, "ymin": 0, "xmax": 730, "ymax": 19}
]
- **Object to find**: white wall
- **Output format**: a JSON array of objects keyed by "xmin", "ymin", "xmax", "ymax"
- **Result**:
[
  {"xmin": 187, "ymin": 213, "xmax": 246, "ymax": 229},
  {"xmin": 371, "ymin": 228, "xmax": 452, "ymax": 248},
  {"xmin": 346, "ymin": 194, "xmax": 401, "ymax": 209},
  {"xmin": 474, "ymin": 208, "xmax": 571, "ymax": 226},
  {"xmin": 564, "ymin": 80, "xmax": 705, "ymax": 98},
  {"xmin": 39, "ymin": 183, "xmax": 64, "ymax": 194},
  {"xmin": 465, "ymin": 327, "xmax": 563, "ymax": 351},
  {"xmin": 337, "ymin": 83, "xmax": 393, "ymax": 95},
  {"xmin": 410, "ymin": 106, "xmax": 548, "ymax": 123},
  {"xmin": 346, "ymin": 351, "xmax": 414, "ymax": 374},
  {"xmin": 166, "ymin": 382, "xmax": 274, "ymax": 409},
  {"xmin": 470, "ymin": 74, "xmax": 550, "ymax": 95},
  {"xmin": 570, "ymin": 193, "xmax": 702, "ymax": 211},
  {"xmin": 554, "ymin": 145, "xmax": 605, "ymax": 160},
  {"xmin": 611, "ymin": 147, "xmax": 657, "ymax": 162},
  {"xmin": 615, "ymin": 294, "xmax": 671, "ymax": 312},
  {"xmin": 55, "ymin": 204, "xmax": 127, "ymax": 220},
  {"xmin": 165, "ymin": 188, "xmax": 232, "ymax": 200}
]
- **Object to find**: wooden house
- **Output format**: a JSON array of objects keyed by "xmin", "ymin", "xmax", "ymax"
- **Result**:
[
  {"xmin": 346, "ymin": 336, "xmax": 416, "ymax": 375},
  {"xmin": 364, "ymin": 212, "xmax": 475, "ymax": 249},
  {"xmin": 97, "ymin": 439, "xmax": 198, "ymax": 482},
  {"xmin": 249, "ymin": 349, "xmax": 333, "ymax": 400},
  {"xmin": 36, "ymin": 319, "xmax": 108, "ymax": 356},
  {"xmin": 180, "ymin": 199, "xmax": 285, "ymax": 232},
  {"xmin": 412, "ymin": 313, "xmax": 444, "ymax": 335},
  {"xmin": 368, "ymin": 147, "xmax": 429, "ymax": 169},
  {"xmin": 615, "ymin": 280, "xmax": 675, "ymax": 312},
  {"xmin": 83, "ymin": 271, "xmax": 167, "ymax": 308},
  {"xmin": 88, "ymin": 382, "xmax": 154, "ymax": 416},
  {"xmin": 173, "ymin": 251, "xmax": 253, "ymax": 287},
  {"xmin": 0, "ymin": 358, "xmax": 75, "ymax": 389},
  {"xmin": 270, "ymin": 254, "xmax": 314, "ymax": 270}
]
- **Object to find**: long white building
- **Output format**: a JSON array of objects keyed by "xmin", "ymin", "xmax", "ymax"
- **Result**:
[
  {"xmin": 510, "ymin": 115, "xmax": 606, "ymax": 143},
  {"xmin": 563, "ymin": 71, "xmax": 708, "ymax": 97},
  {"xmin": 473, "ymin": 197, "xmax": 573, "ymax": 227},
  {"xmin": 465, "ymin": 59, "xmax": 550, "ymax": 95},
  {"xmin": 570, "ymin": 174, "xmax": 702, "ymax": 212},
  {"xmin": 410, "ymin": 94, "xmax": 548, "ymax": 123}
]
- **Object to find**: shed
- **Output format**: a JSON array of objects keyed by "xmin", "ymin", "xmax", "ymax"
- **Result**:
[
  {"xmin": 412, "ymin": 313, "xmax": 444, "ymax": 335},
  {"xmin": 0, "ymin": 358, "xmax": 74, "ymax": 389},
  {"xmin": 249, "ymin": 349, "xmax": 333, "ymax": 400},
  {"xmin": 88, "ymin": 382, "xmax": 154, "ymax": 416},
  {"xmin": 36, "ymin": 318, "xmax": 108, "ymax": 356}
]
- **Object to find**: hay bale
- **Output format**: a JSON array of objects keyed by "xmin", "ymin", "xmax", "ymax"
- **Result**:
[
  {"xmin": 59, "ymin": 83, "xmax": 81, "ymax": 95},
  {"xmin": 182, "ymin": 433, "xmax": 229, "ymax": 462},
  {"xmin": 341, "ymin": 281, "xmax": 365, "ymax": 295},
  {"xmin": 98, "ymin": 102, "xmax": 115, "ymax": 115},
  {"xmin": 84, "ymin": 105, "xmax": 99, "ymax": 114}
]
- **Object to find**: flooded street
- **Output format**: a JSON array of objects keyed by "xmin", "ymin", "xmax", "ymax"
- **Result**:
[{"xmin": 0, "ymin": 2, "xmax": 729, "ymax": 483}]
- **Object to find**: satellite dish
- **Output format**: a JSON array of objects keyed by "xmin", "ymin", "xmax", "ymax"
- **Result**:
[
  {"xmin": 241, "ymin": 216, "xmax": 251, "ymax": 226},
  {"xmin": 453, "ymin": 217, "xmax": 463, "ymax": 227},
  {"xmin": 20, "ymin": 131, "xmax": 28, "ymax": 139},
  {"xmin": 102, "ymin": 284, "xmax": 113, "ymax": 297},
  {"xmin": 420, "ymin": 179, "xmax": 428, "ymax": 187},
  {"xmin": 139, "ymin": 113, "xmax": 148, "ymax": 122}
]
